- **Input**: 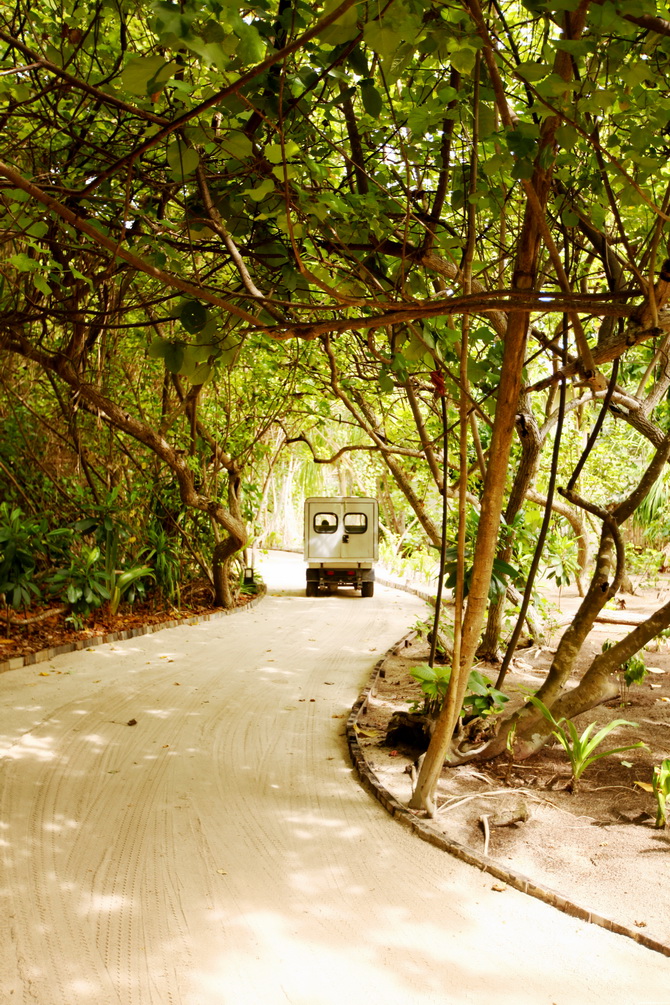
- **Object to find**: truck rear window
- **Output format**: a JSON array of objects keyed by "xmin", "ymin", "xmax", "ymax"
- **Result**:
[
  {"xmin": 343, "ymin": 513, "xmax": 368, "ymax": 534},
  {"xmin": 314, "ymin": 513, "xmax": 338, "ymax": 533}
]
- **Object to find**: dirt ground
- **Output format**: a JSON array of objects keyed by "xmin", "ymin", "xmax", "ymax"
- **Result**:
[
  {"xmin": 3, "ymin": 563, "xmax": 670, "ymax": 977},
  {"xmin": 0, "ymin": 585, "xmax": 255, "ymax": 668},
  {"xmin": 13, "ymin": 554, "xmax": 670, "ymax": 1005},
  {"xmin": 355, "ymin": 583, "xmax": 670, "ymax": 951}
]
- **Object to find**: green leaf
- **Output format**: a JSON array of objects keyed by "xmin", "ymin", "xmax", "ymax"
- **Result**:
[
  {"xmin": 9, "ymin": 253, "xmax": 39, "ymax": 272},
  {"xmin": 121, "ymin": 56, "xmax": 177, "ymax": 96},
  {"xmin": 163, "ymin": 341, "xmax": 185, "ymax": 374},
  {"xmin": 516, "ymin": 62, "xmax": 550, "ymax": 82},
  {"xmin": 265, "ymin": 140, "xmax": 301, "ymax": 163},
  {"xmin": 220, "ymin": 131, "xmax": 253, "ymax": 161},
  {"xmin": 363, "ymin": 23, "xmax": 405, "ymax": 59},
  {"xmin": 317, "ymin": 0, "xmax": 360, "ymax": 45},
  {"xmin": 188, "ymin": 362, "xmax": 213, "ymax": 385},
  {"xmin": 167, "ymin": 140, "xmax": 199, "ymax": 179},
  {"xmin": 234, "ymin": 21, "xmax": 265, "ymax": 64},
  {"xmin": 179, "ymin": 300, "xmax": 209, "ymax": 334},
  {"xmin": 348, "ymin": 44, "xmax": 368, "ymax": 75},
  {"xmin": 378, "ymin": 367, "xmax": 394, "ymax": 392},
  {"xmin": 360, "ymin": 80, "xmax": 383, "ymax": 117},
  {"xmin": 506, "ymin": 126, "xmax": 538, "ymax": 160},
  {"xmin": 148, "ymin": 337, "xmax": 170, "ymax": 359}
]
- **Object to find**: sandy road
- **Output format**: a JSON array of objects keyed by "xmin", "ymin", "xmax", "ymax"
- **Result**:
[{"xmin": 0, "ymin": 551, "xmax": 669, "ymax": 1005}]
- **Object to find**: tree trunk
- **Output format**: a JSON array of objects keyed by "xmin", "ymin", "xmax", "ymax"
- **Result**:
[
  {"xmin": 4, "ymin": 343, "xmax": 248, "ymax": 608},
  {"xmin": 455, "ymin": 429, "xmax": 670, "ymax": 763},
  {"xmin": 409, "ymin": 0, "xmax": 592, "ymax": 811},
  {"xmin": 525, "ymin": 489, "xmax": 589, "ymax": 595},
  {"xmin": 479, "ymin": 408, "xmax": 542, "ymax": 658}
]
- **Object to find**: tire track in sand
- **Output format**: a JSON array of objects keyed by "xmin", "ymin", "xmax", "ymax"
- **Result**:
[{"xmin": 1, "ymin": 553, "xmax": 670, "ymax": 1004}]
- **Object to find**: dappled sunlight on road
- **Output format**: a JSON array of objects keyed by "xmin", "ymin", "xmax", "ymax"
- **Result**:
[{"xmin": 1, "ymin": 553, "xmax": 669, "ymax": 1003}]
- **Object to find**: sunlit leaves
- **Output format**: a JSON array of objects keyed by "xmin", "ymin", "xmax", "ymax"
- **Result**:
[
  {"xmin": 121, "ymin": 56, "xmax": 178, "ymax": 97},
  {"xmin": 316, "ymin": 0, "xmax": 360, "ymax": 45},
  {"xmin": 515, "ymin": 62, "xmax": 550, "ymax": 83},
  {"xmin": 8, "ymin": 253, "xmax": 39, "ymax": 273},
  {"xmin": 166, "ymin": 140, "xmax": 199, "ymax": 180},
  {"xmin": 265, "ymin": 140, "xmax": 301, "ymax": 162},
  {"xmin": 219, "ymin": 131, "xmax": 253, "ymax": 160}
]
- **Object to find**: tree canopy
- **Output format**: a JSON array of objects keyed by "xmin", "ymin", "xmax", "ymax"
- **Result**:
[{"xmin": 3, "ymin": 0, "xmax": 670, "ymax": 807}]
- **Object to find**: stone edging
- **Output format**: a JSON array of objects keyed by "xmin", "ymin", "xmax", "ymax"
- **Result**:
[
  {"xmin": 346, "ymin": 634, "xmax": 670, "ymax": 960},
  {"xmin": 0, "ymin": 585, "xmax": 267, "ymax": 675}
]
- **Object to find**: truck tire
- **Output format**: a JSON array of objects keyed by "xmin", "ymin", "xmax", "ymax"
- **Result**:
[
  {"xmin": 306, "ymin": 581, "xmax": 318, "ymax": 597},
  {"xmin": 361, "ymin": 581, "xmax": 374, "ymax": 598}
]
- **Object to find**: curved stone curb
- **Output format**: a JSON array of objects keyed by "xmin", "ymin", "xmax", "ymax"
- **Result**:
[
  {"xmin": 346, "ymin": 635, "xmax": 670, "ymax": 960},
  {"xmin": 0, "ymin": 584, "xmax": 267, "ymax": 676},
  {"xmin": 375, "ymin": 574, "xmax": 435, "ymax": 602}
]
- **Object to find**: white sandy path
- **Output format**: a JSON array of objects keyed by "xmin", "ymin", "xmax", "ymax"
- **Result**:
[{"xmin": 0, "ymin": 551, "xmax": 668, "ymax": 1005}]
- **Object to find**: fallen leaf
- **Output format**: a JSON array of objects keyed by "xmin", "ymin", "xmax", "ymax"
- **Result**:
[
  {"xmin": 634, "ymin": 781, "xmax": 654, "ymax": 793},
  {"xmin": 127, "ymin": 718, "xmax": 138, "ymax": 726},
  {"xmin": 355, "ymin": 726, "xmax": 382, "ymax": 737},
  {"xmin": 216, "ymin": 869, "xmax": 227, "ymax": 875},
  {"xmin": 492, "ymin": 883, "xmax": 507, "ymax": 892},
  {"xmin": 39, "ymin": 671, "xmax": 50, "ymax": 676}
]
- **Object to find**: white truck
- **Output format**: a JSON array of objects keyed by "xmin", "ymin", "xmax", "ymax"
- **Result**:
[{"xmin": 303, "ymin": 496, "xmax": 378, "ymax": 597}]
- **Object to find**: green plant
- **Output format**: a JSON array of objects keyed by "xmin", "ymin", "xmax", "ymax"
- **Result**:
[
  {"xmin": 411, "ymin": 613, "xmax": 453, "ymax": 662},
  {"xmin": 238, "ymin": 565, "xmax": 262, "ymax": 596},
  {"xmin": 625, "ymin": 545, "xmax": 665, "ymax": 586},
  {"xmin": 601, "ymin": 640, "xmax": 648, "ymax": 701},
  {"xmin": 462, "ymin": 669, "xmax": 509, "ymax": 720},
  {"xmin": 410, "ymin": 663, "xmax": 452, "ymax": 715},
  {"xmin": 442, "ymin": 548, "xmax": 520, "ymax": 602},
  {"xmin": 526, "ymin": 694, "xmax": 647, "ymax": 790},
  {"xmin": 47, "ymin": 545, "xmax": 110, "ymax": 615},
  {"xmin": 0, "ymin": 504, "xmax": 70, "ymax": 610},
  {"xmin": 635, "ymin": 759, "xmax": 670, "ymax": 827},
  {"xmin": 0, "ymin": 505, "xmax": 41, "ymax": 610},
  {"xmin": 108, "ymin": 565, "xmax": 155, "ymax": 615},
  {"xmin": 542, "ymin": 532, "xmax": 580, "ymax": 588},
  {"xmin": 652, "ymin": 759, "xmax": 670, "ymax": 828},
  {"xmin": 410, "ymin": 663, "xmax": 508, "ymax": 719},
  {"xmin": 140, "ymin": 526, "xmax": 182, "ymax": 606}
]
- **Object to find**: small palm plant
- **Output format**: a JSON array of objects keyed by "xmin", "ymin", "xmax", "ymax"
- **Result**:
[
  {"xmin": 635, "ymin": 759, "xmax": 670, "ymax": 827},
  {"xmin": 526, "ymin": 694, "xmax": 647, "ymax": 791},
  {"xmin": 601, "ymin": 640, "xmax": 647, "ymax": 704},
  {"xmin": 652, "ymin": 759, "xmax": 670, "ymax": 828}
]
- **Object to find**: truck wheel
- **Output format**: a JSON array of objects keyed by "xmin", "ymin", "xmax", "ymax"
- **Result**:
[
  {"xmin": 306, "ymin": 581, "xmax": 318, "ymax": 597},
  {"xmin": 361, "ymin": 581, "xmax": 374, "ymax": 598}
]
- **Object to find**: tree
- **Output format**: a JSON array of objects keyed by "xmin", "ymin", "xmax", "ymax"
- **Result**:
[{"xmin": 3, "ymin": 0, "xmax": 670, "ymax": 800}]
